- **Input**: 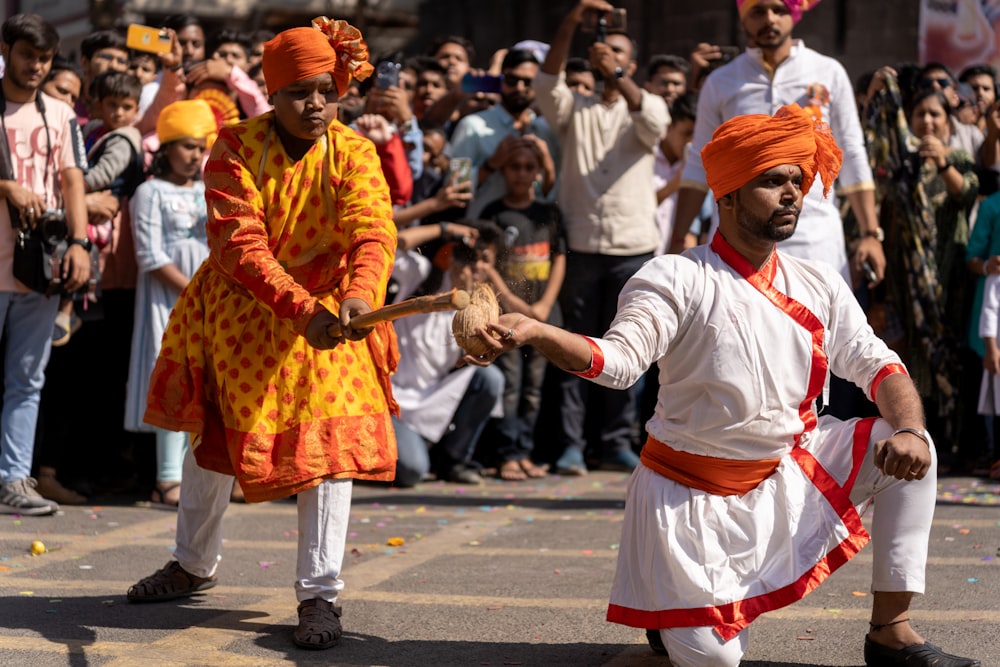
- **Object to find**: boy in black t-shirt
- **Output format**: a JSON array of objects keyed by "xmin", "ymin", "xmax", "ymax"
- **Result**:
[{"xmin": 478, "ymin": 137, "xmax": 566, "ymax": 480}]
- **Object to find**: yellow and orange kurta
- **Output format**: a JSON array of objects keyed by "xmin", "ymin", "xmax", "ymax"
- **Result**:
[{"xmin": 144, "ymin": 112, "xmax": 399, "ymax": 503}]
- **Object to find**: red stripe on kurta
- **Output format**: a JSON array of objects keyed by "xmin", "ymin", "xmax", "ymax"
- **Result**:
[
  {"xmin": 570, "ymin": 335, "xmax": 605, "ymax": 378},
  {"xmin": 711, "ymin": 233, "xmax": 826, "ymax": 443},
  {"xmin": 871, "ymin": 363, "xmax": 907, "ymax": 402}
]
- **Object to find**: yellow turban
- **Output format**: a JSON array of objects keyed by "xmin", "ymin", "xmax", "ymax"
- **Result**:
[
  {"xmin": 701, "ymin": 104, "xmax": 842, "ymax": 201},
  {"xmin": 261, "ymin": 17, "xmax": 373, "ymax": 97},
  {"xmin": 156, "ymin": 99, "xmax": 218, "ymax": 151}
]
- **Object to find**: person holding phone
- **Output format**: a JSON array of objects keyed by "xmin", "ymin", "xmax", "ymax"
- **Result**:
[
  {"xmin": 534, "ymin": 0, "xmax": 668, "ymax": 476},
  {"xmin": 449, "ymin": 47, "xmax": 559, "ymax": 219}
]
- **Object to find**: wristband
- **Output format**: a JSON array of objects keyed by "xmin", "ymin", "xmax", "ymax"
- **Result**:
[
  {"xmin": 439, "ymin": 222, "xmax": 449, "ymax": 237},
  {"xmin": 891, "ymin": 427, "xmax": 932, "ymax": 448}
]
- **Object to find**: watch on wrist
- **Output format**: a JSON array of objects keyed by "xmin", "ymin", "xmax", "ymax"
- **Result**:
[
  {"xmin": 613, "ymin": 66, "xmax": 625, "ymax": 79},
  {"xmin": 68, "ymin": 237, "xmax": 93, "ymax": 252},
  {"xmin": 863, "ymin": 227, "xmax": 885, "ymax": 242}
]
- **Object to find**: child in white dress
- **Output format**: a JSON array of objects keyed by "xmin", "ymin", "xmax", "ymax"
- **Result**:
[{"xmin": 124, "ymin": 100, "xmax": 217, "ymax": 507}]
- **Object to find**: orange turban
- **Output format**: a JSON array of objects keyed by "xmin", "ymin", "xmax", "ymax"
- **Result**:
[
  {"xmin": 261, "ymin": 17, "xmax": 373, "ymax": 97},
  {"xmin": 737, "ymin": 0, "xmax": 821, "ymax": 23},
  {"xmin": 701, "ymin": 104, "xmax": 842, "ymax": 201},
  {"xmin": 156, "ymin": 99, "xmax": 217, "ymax": 151}
]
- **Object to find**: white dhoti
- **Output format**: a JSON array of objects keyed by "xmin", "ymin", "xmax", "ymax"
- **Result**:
[{"xmin": 608, "ymin": 417, "xmax": 937, "ymax": 666}]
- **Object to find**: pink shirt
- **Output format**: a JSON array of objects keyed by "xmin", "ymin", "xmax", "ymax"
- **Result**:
[{"xmin": 1, "ymin": 92, "xmax": 81, "ymax": 292}]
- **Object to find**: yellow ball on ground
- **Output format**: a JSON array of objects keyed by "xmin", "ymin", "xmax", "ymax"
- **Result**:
[{"xmin": 30, "ymin": 540, "xmax": 46, "ymax": 555}]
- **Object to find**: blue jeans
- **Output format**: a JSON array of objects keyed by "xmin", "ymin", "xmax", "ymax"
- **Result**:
[
  {"xmin": 494, "ymin": 344, "xmax": 548, "ymax": 463},
  {"xmin": 392, "ymin": 365, "xmax": 504, "ymax": 485},
  {"xmin": 557, "ymin": 251, "xmax": 651, "ymax": 461},
  {"xmin": 0, "ymin": 290, "xmax": 59, "ymax": 483},
  {"xmin": 392, "ymin": 416, "xmax": 429, "ymax": 487}
]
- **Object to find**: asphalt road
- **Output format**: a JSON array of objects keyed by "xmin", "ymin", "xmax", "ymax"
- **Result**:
[{"xmin": 1, "ymin": 471, "xmax": 998, "ymax": 666}]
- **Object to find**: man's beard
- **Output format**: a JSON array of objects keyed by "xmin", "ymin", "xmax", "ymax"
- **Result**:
[
  {"xmin": 502, "ymin": 92, "xmax": 533, "ymax": 115},
  {"xmin": 8, "ymin": 68, "xmax": 41, "ymax": 94},
  {"xmin": 754, "ymin": 28, "xmax": 790, "ymax": 49},
  {"xmin": 737, "ymin": 206, "xmax": 801, "ymax": 242}
]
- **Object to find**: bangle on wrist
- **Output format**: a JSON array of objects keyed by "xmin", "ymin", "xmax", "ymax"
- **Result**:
[
  {"xmin": 440, "ymin": 222, "xmax": 449, "ymax": 237},
  {"xmin": 891, "ymin": 427, "xmax": 932, "ymax": 448}
]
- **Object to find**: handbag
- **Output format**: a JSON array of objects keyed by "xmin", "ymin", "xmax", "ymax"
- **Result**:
[{"xmin": 0, "ymin": 92, "xmax": 72, "ymax": 295}]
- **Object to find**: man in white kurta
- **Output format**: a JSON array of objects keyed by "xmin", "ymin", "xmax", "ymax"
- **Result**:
[
  {"xmin": 671, "ymin": 0, "xmax": 885, "ymax": 287},
  {"xmin": 469, "ymin": 101, "xmax": 980, "ymax": 667}
]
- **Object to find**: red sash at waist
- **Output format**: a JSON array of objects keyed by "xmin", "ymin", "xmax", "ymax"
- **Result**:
[{"xmin": 639, "ymin": 436, "xmax": 782, "ymax": 496}]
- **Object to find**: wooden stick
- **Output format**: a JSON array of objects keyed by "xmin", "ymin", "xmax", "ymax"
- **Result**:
[{"xmin": 326, "ymin": 288, "xmax": 471, "ymax": 338}]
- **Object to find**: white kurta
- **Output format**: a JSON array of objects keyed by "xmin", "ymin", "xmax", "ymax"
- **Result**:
[
  {"xmin": 978, "ymin": 273, "xmax": 1000, "ymax": 415},
  {"xmin": 586, "ymin": 234, "xmax": 906, "ymax": 639},
  {"xmin": 682, "ymin": 41, "xmax": 874, "ymax": 281},
  {"xmin": 389, "ymin": 250, "xmax": 477, "ymax": 442}
]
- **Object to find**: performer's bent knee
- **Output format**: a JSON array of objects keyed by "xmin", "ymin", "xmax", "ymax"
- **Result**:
[{"xmin": 660, "ymin": 626, "xmax": 747, "ymax": 667}]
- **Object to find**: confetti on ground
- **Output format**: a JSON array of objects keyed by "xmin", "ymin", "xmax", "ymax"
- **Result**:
[
  {"xmin": 387, "ymin": 537, "xmax": 405, "ymax": 547},
  {"xmin": 259, "ymin": 561, "xmax": 271, "ymax": 568},
  {"xmin": 937, "ymin": 481, "xmax": 1000, "ymax": 506},
  {"xmin": 852, "ymin": 591, "xmax": 868, "ymax": 597},
  {"xmin": 968, "ymin": 578, "xmax": 980, "ymax": 583}
]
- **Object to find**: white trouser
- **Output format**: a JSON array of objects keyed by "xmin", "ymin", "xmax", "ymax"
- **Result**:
[
  {"xmin": 659, "ymin": 418, "xmax": 938, "ymax": 667},
  {"xmin": 172, "ymin": 448, "xmax": 353, "ymax": 602}
]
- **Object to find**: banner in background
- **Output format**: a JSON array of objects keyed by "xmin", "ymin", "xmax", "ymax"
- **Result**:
[{"xmin": 921, "ymin": 0, "xmax": 1000, "ymax": 73}]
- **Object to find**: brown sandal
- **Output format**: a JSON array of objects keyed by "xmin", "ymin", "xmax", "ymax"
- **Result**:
[
  {"xmin": 518, "ymin": 459, "xmax": 547, "ymax": 479},
  {"xmin": 499, "ymin": 460, "xmax": 527, "ymax": 481},
  {"xmin": 127, "ymin": 560, "xmax": 217, "ymax": 603},
  {"xmin": 293, "ymin": 598, "xmax": 343, "ymax": 649}
]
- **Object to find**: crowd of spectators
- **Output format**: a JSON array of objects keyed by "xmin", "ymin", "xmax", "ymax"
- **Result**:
[{"xmin": 2, "ymin": 0, "xmax": 1000, "ymax": 517}]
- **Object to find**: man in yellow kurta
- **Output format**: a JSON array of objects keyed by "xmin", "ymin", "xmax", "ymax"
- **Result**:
[{"xmin": 126, "ymin": 18, "xmax": 398, "ymax": 651}]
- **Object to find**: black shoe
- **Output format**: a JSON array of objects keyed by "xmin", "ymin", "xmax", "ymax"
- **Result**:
[
  {"xmin": 446, "ymin": 464, "xmax": 484, "ymax": 485},
  {"xmin": 864, "ymin": 636, "xmax": 980, "ymax": 666},
  {"xmin": 645, "ymin": 629, "xmax": 668, "ymax": 656}
]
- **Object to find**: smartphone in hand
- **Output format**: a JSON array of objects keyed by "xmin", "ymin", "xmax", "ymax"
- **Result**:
[
  {"xmin": 126, "ymin": 24, "xmax": 172, "ymax": 54},
  {"xmin": 449, "ymin": 157, "xmax": 474, "ymax": 192},
  {"xmin": 375, "ymin": 61, "xmax": 401, "ymax": 90},
  {"xmin": 461, "ymin": 73, "xmax": 503, "ymax": 95}
]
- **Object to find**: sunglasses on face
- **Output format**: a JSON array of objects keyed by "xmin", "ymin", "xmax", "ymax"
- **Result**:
[
  {"xmin": 503, "ymin": 74, "xmax": 533, "ymax": 88},
  {"xmin": 920, "ymin": 77, "xmax": 953, "ymax": 89}
]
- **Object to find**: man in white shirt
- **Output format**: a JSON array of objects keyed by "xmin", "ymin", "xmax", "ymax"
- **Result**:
[
  {"xmin": 533, "ymin": 0, "xmax": 669, "ymax": 475},
  {"xmin": 670, "ymin": 0, "xmax": 886, "ymax": 290}
]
